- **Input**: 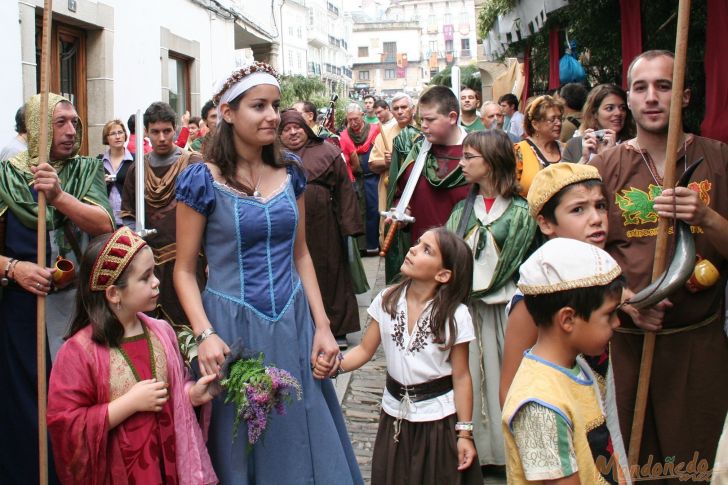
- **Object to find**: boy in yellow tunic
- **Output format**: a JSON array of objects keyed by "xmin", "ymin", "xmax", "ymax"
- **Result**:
[{"xmin": 502, "ymin": 238, "xmax": 630, "ymax": 485}]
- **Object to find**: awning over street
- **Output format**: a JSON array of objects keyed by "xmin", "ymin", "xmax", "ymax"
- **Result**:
[{"xmin": 482, "ymin": 0, "xmax": 568, "ymax": 59}]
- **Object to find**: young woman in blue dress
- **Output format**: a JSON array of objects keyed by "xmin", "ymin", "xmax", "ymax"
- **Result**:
[{"xmin": 174, "ymin": 62, "xmax": 363, "ymax": 484}]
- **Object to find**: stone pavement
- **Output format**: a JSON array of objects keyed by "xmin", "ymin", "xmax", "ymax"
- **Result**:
[{"xmin": 335, "ymin": 255, "xmax": 506, "ymax": 485}]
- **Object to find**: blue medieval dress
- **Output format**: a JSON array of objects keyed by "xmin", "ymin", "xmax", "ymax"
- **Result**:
[{"xmin": 176, "ymin": 162, "xmax": 363, "ymax": 484}]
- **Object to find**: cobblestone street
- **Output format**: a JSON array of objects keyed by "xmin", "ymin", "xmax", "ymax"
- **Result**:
[{"xmin": 335, "ymin": 256, "xmax": 506, "ymax": 485}]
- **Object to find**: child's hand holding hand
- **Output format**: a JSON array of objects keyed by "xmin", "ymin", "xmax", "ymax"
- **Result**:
[
  {"xmin": 128, "ymin": 378, "xmax": 169, "ymax": 412},
  {"xmin": 188, "ymin": 374, "xmax": 218, "ymax": 406},
  {"xmin": 456, "ymin": 436, "xmax": 476, "ymax": 470},
  {"xmin": 312, "ymin": 353, "xmax": 334, "ymax": 379}
]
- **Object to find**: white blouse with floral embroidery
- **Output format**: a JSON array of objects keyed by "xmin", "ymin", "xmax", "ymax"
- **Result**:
[{"xmin": 368, "ymin": 288, "xmax": 475, "ymax": 422}]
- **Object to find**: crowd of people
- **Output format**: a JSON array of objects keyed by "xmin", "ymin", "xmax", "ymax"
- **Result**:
[{"xmin": 0, "ymin": 49, "xmax": 727, "ymax": 484}]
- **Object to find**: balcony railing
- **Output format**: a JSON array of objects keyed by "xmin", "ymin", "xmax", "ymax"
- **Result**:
[{"xmin": 327, "ymin": 2, "xmax": 339, "ymax": 16}]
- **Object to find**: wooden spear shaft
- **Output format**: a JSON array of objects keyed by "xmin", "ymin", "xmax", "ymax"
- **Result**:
[
  {"xmin": 37, "ymin": 1, "xmax": 53, "ymax": 484},
  {"xmin": 628, "ymin": 0, "xmax": 691, "ymax": 468}
]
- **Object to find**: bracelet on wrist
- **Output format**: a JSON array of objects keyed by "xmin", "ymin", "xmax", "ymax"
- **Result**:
[
  {"xmin": 1, "ymin": 258, "xmax": 15, "ymax": 287},
  {"xmin": 9, "ymin": 259, "xmax": 20, "ymax": 280},
  {"xmin": 455, "ymin": 421, "xmax": 474, "ymax": 432},
  {"xmin": 457, "ymin": 434, "xmax": 474, "ymax": 440},
  {"xmin": 195, "ymin": 327, "xmax": 217, "ymax": 345}
]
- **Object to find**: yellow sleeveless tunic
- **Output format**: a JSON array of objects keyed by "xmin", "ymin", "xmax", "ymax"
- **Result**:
[{"xmin": 502, "ymin": 353, "xmax": 625, "ymax": 484}]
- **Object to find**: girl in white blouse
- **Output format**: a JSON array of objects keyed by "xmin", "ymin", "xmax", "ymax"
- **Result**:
[{"xmin": 315, "ymin": 227, "xmax": 481, "ymax": 485}]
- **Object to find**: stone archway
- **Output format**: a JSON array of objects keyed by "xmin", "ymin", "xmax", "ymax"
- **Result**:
[{"xmin": 477, "ymin": 61, "xmax": 506, "ymax": 101}]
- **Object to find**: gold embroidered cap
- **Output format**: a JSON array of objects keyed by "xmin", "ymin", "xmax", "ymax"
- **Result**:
[
  {"xmin": 90, "ymin": 227, "xmax": 148, "ymax": 291},
  {"xmin": 527, "ymin": 163, "xmax": 602, "ymax": 217},
  {"xmin": 518, "ymin": 238, "xmax": 621, "ymax": 295}
]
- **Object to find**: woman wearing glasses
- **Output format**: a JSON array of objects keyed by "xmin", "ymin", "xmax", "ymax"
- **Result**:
[
  {"xmin": 446, "ymin": 129, "xmax": 537, "ymax": 471},
  {"xmin": 98, "ymin": 119, "xmax": 134, "ymax": 226},
  {"xmin": 514, "ymin": 95, "xmax": 565, "ymax": 195}
]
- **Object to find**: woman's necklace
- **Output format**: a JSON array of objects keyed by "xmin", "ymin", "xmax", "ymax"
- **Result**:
[
  {"xmin": 116, "ymin": 323, "xmax": 157, "ymax": 382},
  {"xmin": 527, "ymin": 137, "xmax": 561, "ymax": 166},
  {"xmin": 237, "ymin": 164, "xmax": 263, "ymax": 197}
]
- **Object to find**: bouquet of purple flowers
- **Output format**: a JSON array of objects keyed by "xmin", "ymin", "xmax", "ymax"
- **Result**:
[{"xmin": 219, "ymin": 341, "xmax": 302, "ymax": 446}]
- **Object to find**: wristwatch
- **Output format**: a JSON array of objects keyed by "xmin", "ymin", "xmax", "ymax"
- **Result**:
[
  {"xmin": 1, "ymin": 259, "xmax": 16, "ymax": 287},
  {"xmin": 195, "ymin": 327, "xmax": 217, "ymax": 345}
]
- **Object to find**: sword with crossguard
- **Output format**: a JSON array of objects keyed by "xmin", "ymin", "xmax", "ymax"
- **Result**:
[{"xmin": 379, "ymin": 138, "xmax": 432, "ymax": 256}]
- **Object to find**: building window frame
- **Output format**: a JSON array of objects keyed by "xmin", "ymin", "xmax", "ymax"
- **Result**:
[
  {"xmin": 168, "ymin": 53, "xmax": 191, "ymax": 117},
  {"xmin": 160, "ymin": 27, "xmax": 200, "ymax": 119},
  {"xmin": 35, "ymin": 20, "xmax": 88, "ymax": 154},
  {"xmin": 382, "ymin": 42, "xmax": 396, "ymax": 63}
]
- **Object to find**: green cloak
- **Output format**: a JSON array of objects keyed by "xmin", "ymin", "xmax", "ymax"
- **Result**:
[
  {"xmin": 384, "ymin": 130, "xmax": 467, "ymax": 283},
  {"xmin": 0, "ymin": 93, "xmax": 113, "ymax": 251},
  {"xmin": 446, "ymin": 195, "xmax": 536, "ymax": 298}
]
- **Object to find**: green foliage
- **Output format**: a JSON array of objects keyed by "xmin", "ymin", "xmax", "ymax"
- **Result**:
[
  {"xmin": 477, "ymin": 0, "xmax": 515, "ymax": 36},
  {"xmin": 429, "ymin": 64, "xmax": 483, "ymax": 93},
  {"xmin": 279, "ymin": 75, "xmax": 327, "ymax": 106},
  {"xmin": 219, "ymin": 355, "xmax": 271, "ymax": 440},
  {"xmin": 176, "ymin": 325, "xmax": 198, "ymax": 368},
  {"xmin": 279, "ymin": 75, "xmax": 351, "ymax": 128},
  {"xmin": 478, "ymin": 0, "xmax": 707, "ymax": 134}
]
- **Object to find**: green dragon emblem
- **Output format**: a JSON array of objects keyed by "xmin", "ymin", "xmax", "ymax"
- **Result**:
[{"xmin": 615, "ymin": 184, "xmax": 663, "ymax": 225}]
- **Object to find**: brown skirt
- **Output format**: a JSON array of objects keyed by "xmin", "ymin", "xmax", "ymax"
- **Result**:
[{"xmin": 371, "ymin": 411, "xmax": 482, "ymax": 485}]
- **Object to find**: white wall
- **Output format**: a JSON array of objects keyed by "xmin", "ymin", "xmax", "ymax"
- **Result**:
[
  {"xmin": 110, "ymin": 0, "xmax": 236, "ymax": 122},
  {"xmin": 0, "ymin": 1, "xmax": 24, "ymax": 145}
]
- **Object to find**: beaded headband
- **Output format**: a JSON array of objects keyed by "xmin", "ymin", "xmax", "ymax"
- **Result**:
[
  {"xmin": 90, "ymin": 227, "xmax": 148, "ymax": 291},
  {"xmin": 212, "ymin": 61, "xmax": 281, "ymax": 107}
]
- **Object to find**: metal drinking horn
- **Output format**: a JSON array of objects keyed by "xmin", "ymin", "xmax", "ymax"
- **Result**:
[{"xmin": 626, "ymin": 157, "xmax": 703, "ymax": 310}]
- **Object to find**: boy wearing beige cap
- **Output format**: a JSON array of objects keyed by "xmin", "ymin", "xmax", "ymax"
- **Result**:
[
  {"xmin": 500, "ymin": 163, "xmax": 609, "ymax": 407},
  {"xmin": 502, "ymin": 238, "xmax": 629, "ymax": 485},
  {"xmin": 500, "ymin": 163, "xmax": 668, "ymax": 407}
]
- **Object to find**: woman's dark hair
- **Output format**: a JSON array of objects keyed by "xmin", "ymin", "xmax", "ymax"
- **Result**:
[
  {"xmin": 539, "ymin": 179, "xmax": 608, "ymax": 225},
  {"xmin": 524, "ymin": 276, "xmax": 625, "ymax": 327},
  {"xmin": 206, "ymin": 87, "xmax": 295, "ymax": 195},
  {"xmin": 580, "ymin": 84, "xmax": 635, "ymax": 140},
  {"xmin": 381, "ymin": 227, "xmax": 473, "ymax": 350},
  {"xmin": 65, "ymin": 233, "xmax": 146, "ymax": 347},
  {"xmin": 15, "ymin": 106, "xmax": 26, "ymax": 134},
  {"xmin": 189, "ymin": 116, "xmax": 202, "ymax": 127},
  {"xmin": 462, "ymin": 130, "xmax": 520, "ymax": 197}
]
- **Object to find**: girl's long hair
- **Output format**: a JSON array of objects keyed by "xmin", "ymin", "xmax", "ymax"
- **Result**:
[
  {"xmin": 65, "ymin": 233, "xmax": 141, "ymax": 347},
  {"xmin": 206, "ymin": 89, "xmax": 296, "ymax": 195},
  {"xmin": 381, "ymin": 228, "xmax": 473, "ymax": 350},
  {"xmin": 463, "ymin": 130, "xmax": 520, "ymax": 197}
]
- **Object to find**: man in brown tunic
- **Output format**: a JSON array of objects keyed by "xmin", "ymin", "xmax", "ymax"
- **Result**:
[
  {"xmin": 121, "ymin": 102, "xmax": 205, "ymax": 332},
  {"xmin": 590, "ymin": 50, "xmax": 728, "ymax": 483}
]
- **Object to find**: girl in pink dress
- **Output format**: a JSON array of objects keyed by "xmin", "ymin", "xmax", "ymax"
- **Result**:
[{"xmin": 47, "ymin": 227, "xmax": 217, "ymax": 484}]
